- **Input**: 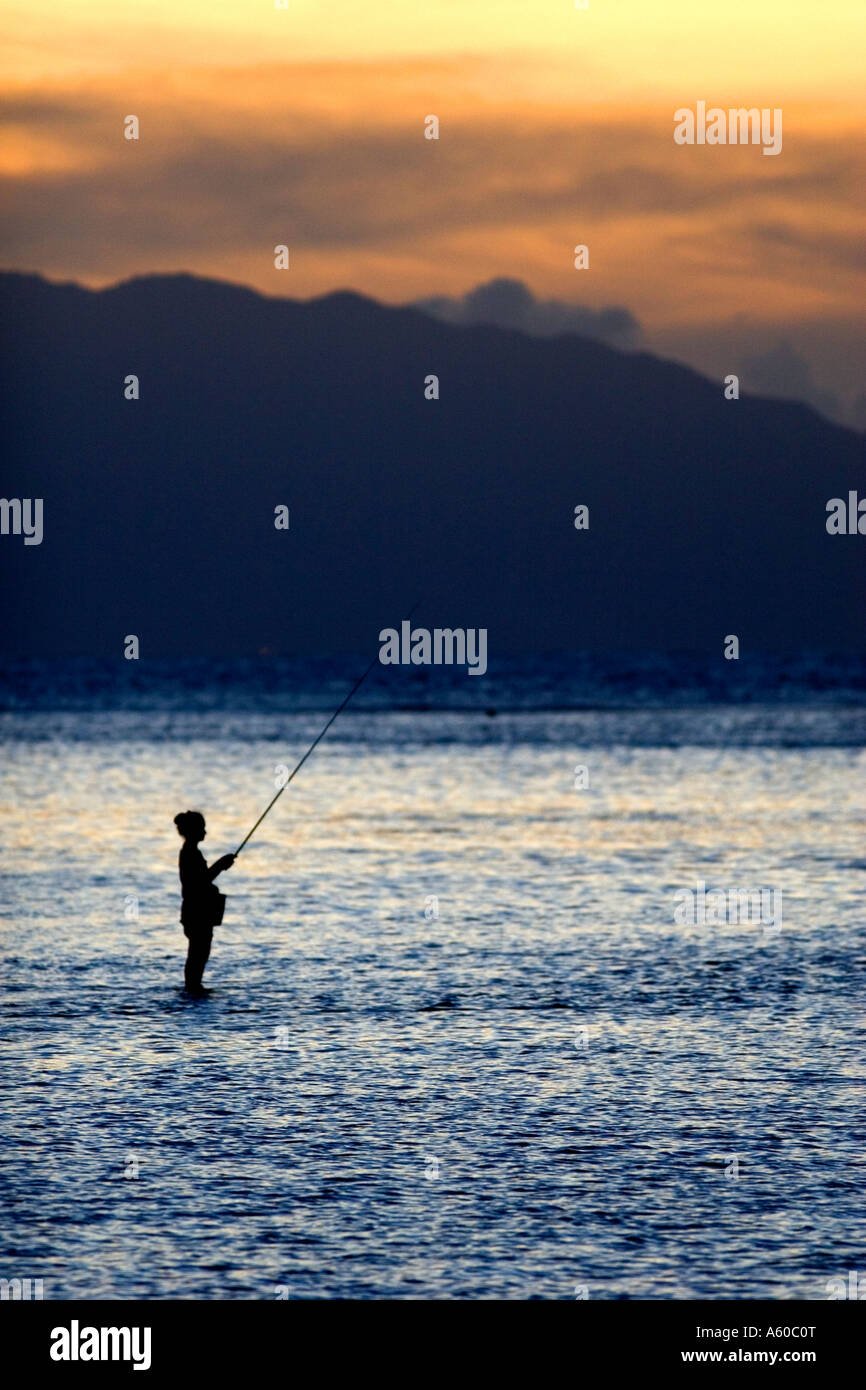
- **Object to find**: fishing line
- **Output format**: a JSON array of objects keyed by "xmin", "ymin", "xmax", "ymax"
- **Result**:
[{"xmin": 234, "ymin": 601, "xmax": 421, "ymax": 855}]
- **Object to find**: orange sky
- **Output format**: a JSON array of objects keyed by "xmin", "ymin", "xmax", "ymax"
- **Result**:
[{"xmin": 1, "ymin": 1, "xmax": 864, "ymax": 421}]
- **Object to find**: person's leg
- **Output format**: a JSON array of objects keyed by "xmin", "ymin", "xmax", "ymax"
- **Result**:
[
  {"xmin": 184, "ymin": 930, "xmax": 212, "ymax": 992},
  {"xmin": 184, "ymin": 932, "xmax": 198, "ymax": 991},
  {"xmin": 197, "ymin": 931, "xmax": 212, "ymax": 984}
]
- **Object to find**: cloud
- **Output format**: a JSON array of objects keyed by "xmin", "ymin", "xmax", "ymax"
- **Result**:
[
  {"xmin": 415, "ymin": 277, "xmax": 643, "ymax": 348},
  {"xmin": 741, "ymin": 340, "xmax": 842, "ymax": 423},
  {"xmin": 0, "ymin": 62, "xmax": 863, "ymax": 428},
  {"xmin": 0, "ymin": 71, "xmax": 859, "ymax": 273},
  {"xmin": 749, "ymin": 220, "xmax": 866, "ymax": 274}
]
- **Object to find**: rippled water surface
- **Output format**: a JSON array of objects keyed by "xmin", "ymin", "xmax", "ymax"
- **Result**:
[{"xmin": 2, "ymin": 697, "xmax": 865, "ymax": 1299}]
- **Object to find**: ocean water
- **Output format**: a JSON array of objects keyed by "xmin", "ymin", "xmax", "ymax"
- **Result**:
[{"xmin": 1, "ymin": 660, "xmax": 865, "ymax": 1299}]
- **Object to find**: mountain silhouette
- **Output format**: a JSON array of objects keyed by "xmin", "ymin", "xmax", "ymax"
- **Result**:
[{"xmin": 1, "ymin": 270, "xmax": 862, "ymax": 658}]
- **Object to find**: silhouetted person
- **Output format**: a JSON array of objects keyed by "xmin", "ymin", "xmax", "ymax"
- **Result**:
[{"xmin": 174, "ymin": 811, "xmax": 234, "ymax": 994}]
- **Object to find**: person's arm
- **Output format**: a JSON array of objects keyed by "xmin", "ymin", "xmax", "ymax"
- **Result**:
[{"xmin": 207, "ymin": 854, "xmax": 235, "ymax": 880}]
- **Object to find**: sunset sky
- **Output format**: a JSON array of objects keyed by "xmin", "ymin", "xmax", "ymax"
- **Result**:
[{"xmin": 2, "ymin": 0, "xmax": 864, "ymax": 423}]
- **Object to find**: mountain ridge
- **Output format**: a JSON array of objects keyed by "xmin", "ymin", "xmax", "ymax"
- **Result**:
[{"xmin": 1, "ymin": 271, "xmax": 863, "ymax": 658}]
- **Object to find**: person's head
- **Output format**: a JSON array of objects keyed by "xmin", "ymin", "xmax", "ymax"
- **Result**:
[{"xmin": 174, "ymin": 810, "xmax": 206, "ymax": 843}]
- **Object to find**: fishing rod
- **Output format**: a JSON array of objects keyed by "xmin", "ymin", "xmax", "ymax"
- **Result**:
[{"xmin": 234, "ymin": 605, "xmax": 420, "ymax": 855}]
